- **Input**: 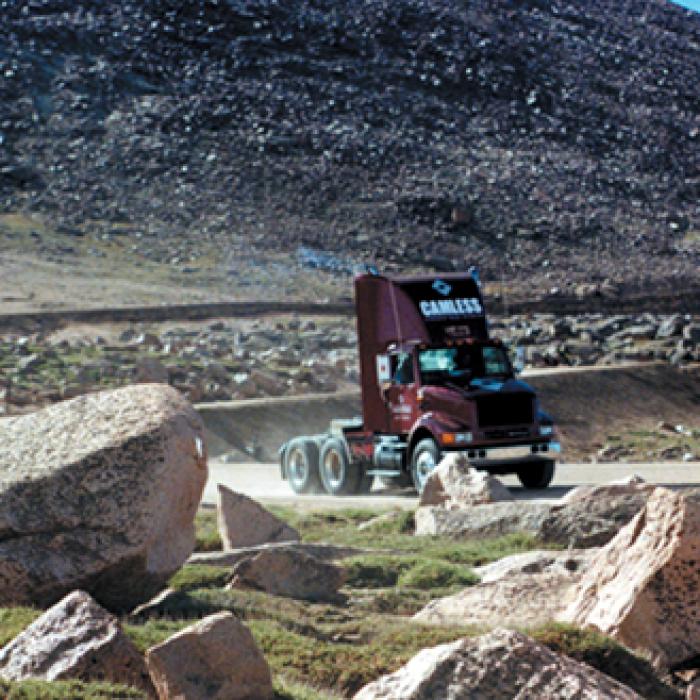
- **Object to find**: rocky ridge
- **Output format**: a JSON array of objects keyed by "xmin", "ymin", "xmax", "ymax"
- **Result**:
[{"xmin": 0, "ymin": 0, "xmax": 698, "ymax": 294}]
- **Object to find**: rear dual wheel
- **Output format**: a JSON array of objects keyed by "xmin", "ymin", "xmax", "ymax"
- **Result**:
[
  {"xmin": 284, "ymin": 438, "xmax": 322, "ymax": 494},
  {"xmin": 319, "ymin": 437, "xmax": 372, "ymax": 495}
]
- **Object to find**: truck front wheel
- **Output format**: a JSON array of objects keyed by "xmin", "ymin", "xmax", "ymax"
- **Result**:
[
  {"xmin": 319, "ymin": 437, "xmax": 363, "ymax": 495},
  {"xmin": 411, "ymin": 438, "xmax": 441, "ymax": 494},
  {"xmin": 517, "ymin": 459, "xmax": 555, "ymax": 489},
  {"xmin": 284, "ymin": 438, "xmax": 322, "ymax": 494}
]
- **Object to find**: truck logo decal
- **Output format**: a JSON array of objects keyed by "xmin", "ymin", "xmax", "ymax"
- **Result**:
[
  {"xmin": 432, "ymin": 279, "xmax": 452, "ymax": 296},
  {"xmin": 419, "ymin": 297, "xmax": 483, "ymax": 318}
]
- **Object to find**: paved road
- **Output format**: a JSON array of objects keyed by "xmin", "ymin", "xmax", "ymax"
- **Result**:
[{"xmin": 203, "ymin": 459, "xmax": 700, "ymax": 509}]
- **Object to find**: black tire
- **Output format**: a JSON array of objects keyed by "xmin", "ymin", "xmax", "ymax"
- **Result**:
[
  {"xmin": 410, "ymin": 438, "xmax": 441, "ymax": 494},
  {"xmin": 284, "ymin": 438, "xmax": 322, "ymax": 494},
  {"xmin": 319, "ymin": 437, "xmax": 362, "ymax": 495},
  {"xmin": 517, "ymin": 459, "xmax": 555, "ymax": 489}
]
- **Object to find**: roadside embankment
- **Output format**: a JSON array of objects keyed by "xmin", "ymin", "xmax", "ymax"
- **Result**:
[{"xmin": 197, "ymin": 364, "xmax": 700, "ymax": 463}]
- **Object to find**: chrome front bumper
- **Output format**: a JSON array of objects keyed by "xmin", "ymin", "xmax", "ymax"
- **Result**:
[{"xmin": 464, "ymin": 441, "xmax": 560, "ymax": 466}]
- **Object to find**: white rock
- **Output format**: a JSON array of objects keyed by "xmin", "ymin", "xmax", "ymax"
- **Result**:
[
  {"xmin": 413, "ymin": 571, "xmax": 580, "ymax": 629},
  {"xmin": 353, "ymin": 629, "xmax": 641, "ymax": 699},
  {"xmin": 474, "ymin": 549, "xmax": 594, "ymax": 583},
  {"xmin": 0, "ymin": 590, "xmax": 152, "ymax": 694},
  {"xmin": 419, "ymin": 452, "xmax": 512, "ymax": 508},
  {"xmin": 415, "ymin": 500, "xmax": 552, "ymax": 538}
]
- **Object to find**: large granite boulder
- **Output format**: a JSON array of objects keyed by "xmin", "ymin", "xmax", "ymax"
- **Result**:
[
  {"xmin": 0, "ymin": 590, "xmax": 153, "ymax": 694},
  {"xmin": 561, "ymin": 487, "xmax": 700, "ymax": 669},
  {"xmin": 145, "ymin": 611, "xmax": 273, "ymax": 700},
  {"xmin": 353, "ymin": 629, "xmax": 641, "ymax": 699},
  {"xmin": 418, "ymin": 453, "xmax": 512, "ymax": 508},
  {"xmin": 217, "ymin": 484, "xmax": 300, "ymax": 550},
  {"xmin": 414, "ymin": 549, "xmax": 595, "ymax": 629},
  {"xmin": 0, "ymin": 384, "xmax": 207, "ymax": 610},
  {"xmin": 413, "ymin": 571, "xmax": 580, "ymax": 629},
  {"xmin": 538, "ymin": 476, "xmax": 654, "ymax": 547}
]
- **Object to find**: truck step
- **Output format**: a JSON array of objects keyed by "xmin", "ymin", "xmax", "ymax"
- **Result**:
[{"xmin": 366, "ymin": 469, "xmax": 403, "ymax": 477}]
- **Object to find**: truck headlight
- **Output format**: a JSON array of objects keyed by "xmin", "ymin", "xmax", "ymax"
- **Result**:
[
  {"xmin": 442, "ymin": 432, "xmax": 472, "ymax": 445},
  {"xmin": 539, "ymin": 425, "xmax": 554, "ymax": 436}
]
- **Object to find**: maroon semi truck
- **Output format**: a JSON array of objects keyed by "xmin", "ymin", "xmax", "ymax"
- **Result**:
[{"xmin": 280, "ymin": 270, "xmax": 559, "ymax": 494}]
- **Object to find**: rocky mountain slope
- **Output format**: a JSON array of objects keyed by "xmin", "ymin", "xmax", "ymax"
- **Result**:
[{"xmin": 1, "ymin": 0, "xmax": 698, "ymax": 298}]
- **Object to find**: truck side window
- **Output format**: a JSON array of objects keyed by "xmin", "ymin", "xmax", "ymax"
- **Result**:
[
  {"xmin": 482, "ymin": 347, "xmax": 510, "ymax": 376},
  {"xmin": 392, "ymin": 352, "xmax": 414, "ymax": 385}
]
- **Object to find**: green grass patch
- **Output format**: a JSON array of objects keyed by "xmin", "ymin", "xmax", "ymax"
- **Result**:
[
  {"xmin": 168, "ymin": 564, "xmax": 230, "ymax": 591},
  {"xmin": 0, "ymin": 680, "xmax": 146, "ymax": 699},
  {"xmin": 274, "ymin": 677, "xmax": 342, "ymax": 700},
  {"xmin": 124, "ymin": 619, "xmax": 189, "ymax": 654},
  {"xmin": 344, "ymin": 555, "xmax": 415, "ymax": 588},
  {"xmin": 0, "ymin": 607, "xmax": 41, "ymax": 647},
  {"xmin": 193, "ymin": 508, "xmax": 223, "ymax": 551},
  {"xmin": 423, "ymin": 532, "xmax": 554, "ymax": 565},
  {"xmin": 268, "ymin": 506, "xmax": 546, "ymax": 565},
  {"xmin": 349, "ymin": 587, "xmax": 438, "ymax": 615},
  {"xmin": 344, "ymin": 554, "xmax": 478, "ymax": 590},
  {"xmin": 355, "ymin": 509, "xmax": 415, "ymax": 535},
  {"xmin": 397, "ymin": 560, "xmax": 478, "ymax": 589},
  {"xmin": 250, "ymin": 616, "xmax": 474, "ymax": 696}
]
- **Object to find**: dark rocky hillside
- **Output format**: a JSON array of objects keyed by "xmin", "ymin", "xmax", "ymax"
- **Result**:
[{"xmin": 1, "ymin": 0, "xmax": 698, "ymax": 297}]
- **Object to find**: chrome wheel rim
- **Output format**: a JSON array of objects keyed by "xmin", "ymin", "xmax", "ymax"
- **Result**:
[
  {"xmin": 414, "ymin": 450, "xmax": 437, "ymax": 490},
  {"xmin": 323, "ymin": 449, "xmax": 344, "ymax": 490},
  {"xmin": 288, "ymin": 448, "xmax": 307, "ymax": 486}
]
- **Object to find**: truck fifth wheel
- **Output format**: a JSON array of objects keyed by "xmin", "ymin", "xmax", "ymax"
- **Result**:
[{"xmin": 280, "ymin": 270, "xmax": 559, "ymax": 494}]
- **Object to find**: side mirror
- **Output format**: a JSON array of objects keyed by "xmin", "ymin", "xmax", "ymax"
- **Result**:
[{"xmin": 376, "ymin": 354, "xmax": 391, "ymax": 384}]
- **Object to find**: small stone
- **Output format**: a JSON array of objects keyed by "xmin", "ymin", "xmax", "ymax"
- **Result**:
[
  {"xmin": 227, "ymin": 548, "xmax": 346, "ymax": 602},
  {"xmin": 217, "ymin": 484, "xmax": 300, "ymax": 550},
  {"xmin": 146, "ymin": 612, "xmax": 272, "ymax": 700}
]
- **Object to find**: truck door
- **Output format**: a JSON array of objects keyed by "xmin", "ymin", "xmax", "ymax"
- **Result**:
[{"xmin": 384, "ymin": 351, "xmax": 418, "ymax": 434}]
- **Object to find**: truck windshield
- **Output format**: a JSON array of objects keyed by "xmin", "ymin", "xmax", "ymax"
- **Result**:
[{"xmin": 418, "ymin": 345, "xmax": 512, "ymax": 386}]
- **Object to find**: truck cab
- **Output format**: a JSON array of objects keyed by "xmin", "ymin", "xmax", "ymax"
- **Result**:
[
  {"xmin": 376, "ymin": 337, "xmax": 556, "ymax": 491},
  {"xmin": 280, "ymin": 270, "xmax": 559, "ymax": 495}
]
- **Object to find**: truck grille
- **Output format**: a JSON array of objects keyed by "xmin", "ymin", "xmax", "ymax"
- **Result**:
[
  {"xmin": 483, "ymin": 427, "xmax": 531, "ymax": 440},
  {"xmin": 477, "ymin": 394, "xmax": 534, "ymax": 427}
]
